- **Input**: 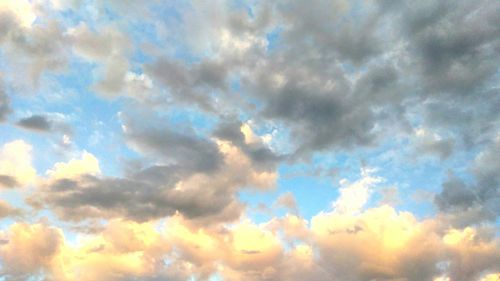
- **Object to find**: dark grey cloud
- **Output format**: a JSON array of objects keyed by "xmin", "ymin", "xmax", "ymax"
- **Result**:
[{"xmin": 16, "ymin": 115, "xmax": 52, "ymax": 131}]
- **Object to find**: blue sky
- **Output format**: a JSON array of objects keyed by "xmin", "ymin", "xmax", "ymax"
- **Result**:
[{"xmin": 0, "ymin": 0, "xmax": 498, "ymax": 280}]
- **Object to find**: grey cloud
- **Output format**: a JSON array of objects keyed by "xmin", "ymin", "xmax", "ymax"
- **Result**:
[
  {"xmin": 145, "ymin": 58, "xmax": 230, "ymax": 111},
  {"xmin": 278, "ymin": 0, "xmax": 385, "ymax": 65},
  {"xmin": 124, "ymin": 118, "xmax": 223, "ymax": 173},
  {"xmin": 93, "ymin": 0, "xmax": 500, "ymax": 162},
  {"xmin": 243, "ymin": 62, "xmax": 405, "ymax": 157},
  {"xmin": 415, "ymin": 137, "xmax": 455, "ymax": 160},
  {"xmin": 68, "ymin": 23, "xmax": 134, "ymax": 98},
  {"xmin": 214, "ymin": 120, "xmax": 283, "ymax": 169},
  {"xmin": 399, "ymin": 0, "xmax": 500, "ymax": 95},
  {"xmin": 15, "ymin": 114, "xmax": 73, "ymax": 138},
  {"xmin": 435, "ymin": 175, "xmax": 477, "ymax": 211},
  {"xmin": 225, "ymin": 0, "xmax": 499, "ymax": 160},
  {"xmin": 435, "ymin": 139, "xmax": 500, "ymax": 226},
  {"xmin": 16, "ymin": 115, "xmax": 52, "ymax": 131},
  {"xmin": 0, "ymin": 200, "xmax": 21, "ymax": 218},
  {"xmin": 274, "ymin": 192, "xmax": 298, "ymax": 214},
  {"xmin": 0, "ymin": 85, "xmax": 10, "ymax": 122},
  {"xmin": 0, "ymin": 175, "xmax": 19, "ymax": 188},
  {"xmin": 40, "ymin": 176, "xmax": 175, "ymax": 222},
  {"xmin": 423, "ymin": 96, "xmax": 500, "ymax": 149},
  {"xmin": 33, "ymin": 111, "xmax": 285, "ymax": 223},
  {"xmin": 0, "ymin": 16, "xmax": 69, "ymax": 88},
  {"xmin": 37, "ymin": 171, "xmax": 242, "ymax": 223}
]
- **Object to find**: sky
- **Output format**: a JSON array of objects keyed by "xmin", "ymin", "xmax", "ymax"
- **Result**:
[{"xmin": 0, "ymin": 0, "xmax": 498, "ymax": 280}]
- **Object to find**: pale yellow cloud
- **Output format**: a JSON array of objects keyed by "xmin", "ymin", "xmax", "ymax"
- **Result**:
[
  {"xmin": 0, "ymin": 0, "xmax": 36, "ymax": 28},
  {"xmin": 0, "ymin": 140, "xmax": 37, "ymax": 187},
  {"xmin": 226, "ymin": 221, "xmax": 282, "ymax": 270},
  {"xmin": 480, "ymin": 273, "xmax": 500, "ymax": 281},
  {"xmin": 1, "ymin": 209, "xmax": 498, "ymax": 281},
  {"xmin": 0, "ymin": 219, "xmax": 170, "ymax": 281},
  {"xmin": 0, "ymin": 222, "xmax": 63, "ymax": 276},
  {"xmin": 311, "ymin": 205, "xmax": 443, "ymax": 280},
  {"xmin": 46, "ymin": 151, "xmax": 101, "ymax": 181},
  {"xmin": 56, "ymin": 219, "xmax": 169, "ymax": 281}
]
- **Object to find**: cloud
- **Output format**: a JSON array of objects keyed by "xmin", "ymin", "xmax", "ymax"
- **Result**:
[
  {"xmin": 0, "ymin": 1, "xmax": 498, "ymax": 280},
  {"xmin": 0, "ymin": 222, "xmax": 63, "ymax": 279},
  {"xmin": 2, "ymin": 205, "xmax": 499, "ymax": 281},
  {"xmin": 0, "ymin": 200, "xmax": 21, "ymax": 218},
  {"xmin": 435, "ymin": 136, "xmax": 500, "ymax": 226},
  {"xmin": 413, "ymin": 127, "xmax": 455, "ymax": 160},
  {"xmin": 0, "ymin": 0, "xmax": 36, "ymax": 29},
  {"xmin": 33, "ymin": 136, "xmax": 276, "ymax": 223},
  {"xmin": 0, "ymin": 81, "xmax": 11, "ymax": 122},
  {"xmin": 443, "ymin": 227, "xmax": 500, "ymax": 281},
  {"xmin": 0, "ymin": 140, "xmax": 36, "ymax": 187},
  {"xmin": 145, "ymin": 57, "xmax": 230, "ymax": 111},
  {"xmin": 0, "ymin": 3, "xmax": 69, "ymax": 88},
  {"xmin": 123, "ymin": 117, "xmax": 223, "ymax": 173},
  {"xmin": 274, "ymin": 192, "xmax": 298, "ymax": 214},
  {"xmin": 67, "ymin": 23, "xmax": 133, "ymax": 98},
  {"xmin": 333, "ymin": 167, "xmax": 382, "ymax": 214},
  {"xmin": 16, "ymin": 115, "xmax": 52, "ymax": 131},
  {"xmin": 0, "ymin": 219, "xmax": 170, "ymax": 281},
  {"xmin": 398, "ymin": 0, "xmax": 499, "ymax": 95},
  {"xmin": 45, "ymin": 151, "xmax": 101, "ymax": 181},
  {"xmin": 214, "ymin": 120, "xmax": 283, "ymax": 169},
  {"xmin": 0, "ymin": 175, "xmax": 19, "ymax": 189}
]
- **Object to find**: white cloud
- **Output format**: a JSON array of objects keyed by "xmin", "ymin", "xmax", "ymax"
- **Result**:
[{"xmin": 333, "ymin": 167, "xmax": 382, "ymax": 214}]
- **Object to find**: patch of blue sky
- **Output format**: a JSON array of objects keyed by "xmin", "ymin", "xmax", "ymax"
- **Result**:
[
  {"xmin": 228, "ymin": 0, "xmax": 255, "ymax": 15},
  {"xmin": 40, "ymin": 60, "xmax": 140, "ymax": 176},
  {"xmin": 0, "ymin": 127, "xmax": 60, "ymax": 176},
  {"xmin": 276, "ymin": 165, "xmax": 341, "ymax": 220},
  {"xmin": 51, "ymin": 0, "xmax": 114, "ymax": 30},
  {"xmin": 266, "ymin": 27, "xmax": 283, "ymax": 53},
  {"xmin": 162, "ymin": 106, "xmax": 218, "ymax": 136},
  {"xmin": 208, "ymin": 273, "xmax": 223, "ymax": 281},
  {"xmin": 26, "ymin": 276, "xmax": 44, "ymax": 281},
  {"xmin": 239, "ymin": 161, "xmax": 344, "ymax": 222}
]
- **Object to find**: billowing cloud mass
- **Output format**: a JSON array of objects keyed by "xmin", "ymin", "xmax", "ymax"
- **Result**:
[{"xmin": 0, "ymin": 0, "xmax": 498, "ymax": 280}]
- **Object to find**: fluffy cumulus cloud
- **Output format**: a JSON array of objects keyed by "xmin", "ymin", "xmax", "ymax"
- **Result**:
[{"xmin": 0, "ymin": 0, "xmax": 498, "ymax": 280}]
